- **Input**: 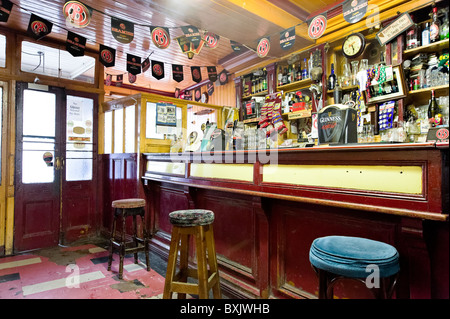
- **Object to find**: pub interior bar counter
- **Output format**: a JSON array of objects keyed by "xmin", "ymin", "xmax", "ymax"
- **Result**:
[{"xmin": 0, "ymin": 0, "xmax": 448, "ymax": 301}]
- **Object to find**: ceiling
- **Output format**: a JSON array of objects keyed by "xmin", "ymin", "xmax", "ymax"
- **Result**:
[{"xmin": 3, "ymin": 0, "xmax": 341, "ymax": 93}]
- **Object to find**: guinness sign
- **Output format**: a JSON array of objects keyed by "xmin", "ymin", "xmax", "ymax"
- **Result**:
[{"xmin": 318, "ymin": 104, "xmax": 357, "ymax": 144}]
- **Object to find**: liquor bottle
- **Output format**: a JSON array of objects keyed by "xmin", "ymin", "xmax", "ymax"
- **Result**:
[
  {"xmin": 282, "ymin": 67, "xmax": 288, "ymax": 85},
  {"xmin": 277, "ymin": 66, "xmax": 283, "ymax": 87},
  {"xmin": 291, "ymin": 64, "xmax": 296, "ymax": 83},
  {"xmin": 333, "ymin": 83, "xmax": 342, "ymax": 104},
  {"xmin": 430, "ymin": 6, "xmax": 440, "ymax": 43},
  {"xmin": 302, "ymin": 58, "xmax": 308, "ymax": 79},
  {"xmin": 296, "ymin": 64, "xmax": 302, "ymax": 81},
  {"xmin": 262, "ymin": 68, "xmax": 267, "ymax": 91},
  {"xmin": 441, "ymin": 11, "xmax": 449, "ymax": 40},
  {"xmin": 422, "ymin": 22, "xmax": 430, "ymax": 46},
  {"xmin": 328, "ymin": 63, "xmax": 337, "ymax": 90},
  {"xmin": 287, "ymin": 64, "xmax": 292, "ymax": 84},
  {"xmin": 251, "ymin": 76, "xmax": 255, "ymax": 95},
  {"xmin": 406, "ymin": 15, "xmax": 419, "ymax": 49},
  {"xmin": 427, "ymin": 89, "xmax": 439, "ymax": 126}
]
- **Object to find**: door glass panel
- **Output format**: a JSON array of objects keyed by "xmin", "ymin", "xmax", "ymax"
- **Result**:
[
  {"xmin": 114, "ymin": 108, "xmax": 124, "ymax": 153},
  {"xmin": 124, "ymin": 105, "xmax": 135, "ymax": 153},
  {"xmin": 104, "ymin": 111, "xmax": 112, "ymax": 154},
  {"xmin": 66, "ymin": 95, "xmax": 93, "ymax": 181},
  {"xmin": 0, "ymin": 87, "xmax": 2, "ymax": 182},
  {"xmin": 22, "ymin": 89, "xmax": 56, "ymax": 184}
]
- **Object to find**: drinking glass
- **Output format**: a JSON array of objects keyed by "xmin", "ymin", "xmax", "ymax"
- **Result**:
[
  {"xmin": 351, "ymin": 61, "xmax": 359, "ymax": 86},
  {"xmin": 359, "ymin": 59, "xmax": 368, "ymax": 72}
]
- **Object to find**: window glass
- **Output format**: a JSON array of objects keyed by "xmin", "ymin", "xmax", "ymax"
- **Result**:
[
  {"xmin": 124, "ymin": 105, "xmax": 136, "ymax": 153},
  {"xmin": 104, "ymin": 111, "xmax": 112, "ymax": 154},
  {"xmin": 0, "ymin": 87, "xmax": 2, "ymax": 182},
  {"xmin": 146, "ymin": 102, "xmax": 182, "ymax": 139},
  {"xmin": 21, "ymin": 41, "xmax": 95, "ymax": 83},
  {"xmin": 114, "ymin": 108, "xmax": 124, "ymax": 153},
  {"xmin": 0, "ymin": 35, "xmax": 6, "ymax": 68}
]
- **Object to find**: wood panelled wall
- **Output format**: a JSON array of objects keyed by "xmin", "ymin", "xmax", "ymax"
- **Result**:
[{"xmin": 204, "ymin": 75, "xmax": 236, "ymax": 107}]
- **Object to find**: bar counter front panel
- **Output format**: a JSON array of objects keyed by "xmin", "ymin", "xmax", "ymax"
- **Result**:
[{"xmin": 141, "ymin": 143, "xmax": 449, "ymax": 299}]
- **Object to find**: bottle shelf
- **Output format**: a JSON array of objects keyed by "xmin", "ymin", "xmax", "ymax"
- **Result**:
[
  {"xmin": 408, "ymin": 84, "xmax": 449, "ymax": 95},
  {"xmin": 276, "ymin": 78, "xmax": 312, "ymax": 93},
  {"xmin": 326, "ymin": 85, "xmax": 359, "ymax": 94},
  {"xmin": 403, "ymin": 39, "xmax": 449, "ymax": 57},
  {"xmin": 242, "ymin": 90, "xmax": 268, "ymax": 100}
]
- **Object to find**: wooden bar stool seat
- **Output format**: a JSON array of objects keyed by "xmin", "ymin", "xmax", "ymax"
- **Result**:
[
  {"xmin": 163, "ymin": 209, "xmax": 221, "ymax": 299},
  {"xmin": 108, "ymin": 198, "xmax": 150, "ymax": 279},
  {"xmin": 309, "ymin": 236, "xmax": 400, "ymax": 299}
]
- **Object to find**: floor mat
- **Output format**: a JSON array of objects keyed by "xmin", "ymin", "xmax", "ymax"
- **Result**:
[{"xmin": 0, "ymin": 243, "xmax": 165, "ymax": 299}]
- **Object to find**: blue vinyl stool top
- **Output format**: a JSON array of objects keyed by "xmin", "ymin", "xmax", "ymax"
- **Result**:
[{"xmin": 309, "ymin": 236, "xmax": 400, "ymax": 278}]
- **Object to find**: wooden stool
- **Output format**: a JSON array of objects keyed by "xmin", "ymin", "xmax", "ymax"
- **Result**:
[
  {"xmin": 163, "ymin": 209, "xmax": 221, "ymax": 299},
  {"xmin": 107, "ymin": 198, "xmax": 150, "ymax": 279},
  {"xmin": 309, "ymin": 236, "xmax": 400, "ymax": 299}
]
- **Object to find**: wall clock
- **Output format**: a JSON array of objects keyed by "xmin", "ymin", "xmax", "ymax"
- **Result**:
[
  {"xmin": 201, "ymin": 92, "xmax": 209, "ymax": 104},
  {"xmin": 342, "ymin": 32, "xmax": 366, "ymax": 59}
]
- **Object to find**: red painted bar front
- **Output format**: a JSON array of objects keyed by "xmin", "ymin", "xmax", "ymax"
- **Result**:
[{"xmin": 141, "ymin": 142, "xmax": 449, "ymax": 299}]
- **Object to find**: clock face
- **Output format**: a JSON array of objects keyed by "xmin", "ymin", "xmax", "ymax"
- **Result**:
[{"xmin": 342, "ymin": 33, "xmax": 365, "ymax": 58}]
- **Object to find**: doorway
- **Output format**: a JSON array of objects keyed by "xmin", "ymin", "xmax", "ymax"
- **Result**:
[{"xmin": 14, "ymin": 82, "xmax": 98, "ymax": 252}]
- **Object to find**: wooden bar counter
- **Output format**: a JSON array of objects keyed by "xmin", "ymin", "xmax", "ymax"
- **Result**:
[{"xmin": 141, "ymin": 142, "xmax": 449, "ymax": 299}]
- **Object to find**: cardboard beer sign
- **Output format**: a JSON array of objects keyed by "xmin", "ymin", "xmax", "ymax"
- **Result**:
[
  {"xmin": 376, "ymin": 13, "xmax": 413, "ymax": 46},
  {"xmin": 318, "ymin": 104, "xmax": 357, "ymax": 144}
]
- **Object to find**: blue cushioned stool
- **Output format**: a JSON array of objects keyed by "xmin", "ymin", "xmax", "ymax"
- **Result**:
[
  {"xmin": 309, "ymin": 236, "xmax": 400, "ymax": 299},
  {"xmin": 163, "ymin": 209, "xmax": 221, "ymax": 299}
]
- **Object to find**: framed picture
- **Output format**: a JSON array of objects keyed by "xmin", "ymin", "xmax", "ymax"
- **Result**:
[
  {"xmin": 156, "ymin": 102, "xmax": 177, "ymax": 126},
  {"xmin": 365, "ymin": 65, "xmax": 407, "ymax": 105}
]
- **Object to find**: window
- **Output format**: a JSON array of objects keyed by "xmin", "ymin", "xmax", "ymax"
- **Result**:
[
  {"xmin": 21, "ymin": 41, "xmax": 95, "ymax": 83},
  {"xmin": 104, "ymin": 104, "xmax": 136, "ymax": 154},
  {"xmin": 0, "ymin": 34, "xmax": 6, "ymax": 68},
  {"xmin": 104, "ymin": 111, "xmax": 112, "ymax": 154},
  {"xmin": 146, "ymin": 102, "xmax": 182, "ymax": 139}
]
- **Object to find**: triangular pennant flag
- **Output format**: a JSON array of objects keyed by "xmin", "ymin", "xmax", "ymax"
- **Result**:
[
  {"xmin": 230, "ymin": 40, "xmax": 242, "ymax": 52},
  {"xmin": 257, "ymin": 37, "xmax": 270, "ymax": 58},
  {"xmin": 111, "ymin": 17, "xmax": 134, "ymax": 44},
  {"xmin": 207, "ymin": 81, "xmax": 214, "ymax": 96},
  {"xmin": 63, "ymin": 1, "xmax": 93, "ymax": 28},
  {"xmin": 219, "ymin": 70, "xmax": 228, "ymax": 85},
  {"xmin": 191, "ymin": 66, "xmax": 202, "ymax": 83},
  {"xmin": 280, "ymin": 27, "xmax": 295, "ymax": 51},
  {"xmin": 150, "ymin": 26, "xmax": 171, "ymax": 49},
  {"xmin": 127, "ymin": 54, "xmax": 141, "ymax": 75},
  {"xmin": 151, "ymin": 60, "xmax": 165, "ymax": 80},
  {"xmin": 128, "ymin": 73, "xmax": 137, "ymax": 84},
  {"xmin": 0, "ymin": 0, "xmax": 13, "ymax": 23},
  {"xmin": 116, "ymin": 74, "xmax": 123, "ymax": 86},
  {"xmin": 180, "ymin": 25, "xmax": 201, "ymax": 44},
  {"xmin": 142, "ymin": 58, "xmax": 150, "ymax": 73},
  {"xmin": 27, "ymin": 14, "xmax": 53, "ymax": 40},
  {"xmin": 343, "ymin": 0, "xmax": 368, "ymax": 24},
  {"xmin": 203, "ymin": 31, "xmax": 220, "ymax": 49},
  {"xmin": 207, "ymin": 66, "xmax": 217, "ymax": 82},
  {"xmin": 66, "ymin": 31, "xmax": 86, "ymax": 57},
  {"xmin": 174, "ymin": 88, "xmax": 181, "ymax": 99},
  {"xmin": 99, "ymin": 44, "xmax": 116, "ymax": 67},
  {"xmin": 194, "ymin": 88, "xmax": 201, "ymax": 102},
  {"xmin": 105, "ymin": 74, "xmax": 112, "ymax": 86},
  {"xmin": 172, "ymin": 64, "xmax": 184, "ymax": 83}
]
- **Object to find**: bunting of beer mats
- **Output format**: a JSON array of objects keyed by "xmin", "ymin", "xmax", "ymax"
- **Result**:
[
  {"xmin": 172, "ymin": 64, "xmax": 184, "ymax": 83},
  {"xmin": 111, "ymin": 16, "xmax": 134, "ymax": 44},
  {"xmin": 142, "ymin": 57, "xmax": 150, "ymax": 73},
  {"xmin": 280, "ymin": 26, "xmax": 295, "ymax": 51},
  {"xmin": 183, "ymin": 90, "xmax": 192, "ymax": 101},
  {"xmin": 191, "ymin": 66, "xmax": 202, "ymax": 83},
  {"xmin": 180, "ymin": 25, "xmax": 201, "ymax": 45},
  {"xmin": 150, "ymin": 26, "xmax": 170, "ymax": 49},
  {"xmin": 151, "ymin": 60, "xmax": 165, "ymax": 80},
  {"xmin": 342, "ymin": 0, "xmax": 368, "ymax": 24},
  {"xmin": 116, "ymin": 74, "xmax": 123, "ymax": 86},
  {"xmin": 66, "ymin": 31, "xmax": 86, "ymax": 57},
  {"xmin": 207, "ymin": 81, "xmax": 214, "ymax": 96},
  {"xmin": 105, "ymin": 74, "xmax": 112, "ymax": 86},
  {"xmin": 63, "ymin": 1, "xmax": 93, "ymax": 28},
  {"xmin": 27, "ymin": 14, "xmax": 53, "ymax": 40},
  {"xmin": 126, "ymin": 54, "xmax": 141, "ymax": 75},
  {"xmin": 308, "ymin": 14, "xmax": 327, "ymax": 40},
  {"xmin": 203, "ymin": 31, "xmax": 220, "ymax": 49},
  {"xmin": 257, "ymin": 37, "xmax": 270, "ymax": 58},
  {"xmin": 99, "ymin": 44, "xmax": 116, "ymax": 67},
  {"xmin": 194, "ymin": 88, "xmax": 201, "ymax": 102},
  {"xmin": 174, "ymin": 88, "xmax": 181, "ymax": 99},
  {"xmin": 218, "ymin": 69, "xmax": 228, "ymax": 85},
  {"xmin": 128, "ymin": 72, "xmax": 137, "ymax": 84},
  {"xmin": 207, "ymin": 66, "xmax": 217, "ymax": 82},
  {"xmin": 230, "ymin": 40, "xmax": 242, "ymax": 52},
  {"xmin": 0, "ymin": 0, "xmax": 13, "ymax": 23}
]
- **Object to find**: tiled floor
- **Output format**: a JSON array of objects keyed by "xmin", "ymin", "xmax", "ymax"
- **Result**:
[{"xmin": 0, "ymin": 238, "xmax": 169, "ymax": 299}]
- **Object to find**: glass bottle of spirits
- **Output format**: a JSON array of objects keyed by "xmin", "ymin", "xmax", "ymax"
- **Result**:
[
  {"xmin": 296, "ymin": 63, "xmax": 302, "ymax": 81},
  {"xmin": 282, "ymin": 67, "xmax": 288, "ymax": 85},
  {"xmin": 422, "ymin": 22, "xmax": 430, "ymax": 46},
  {"xmin": 277, "ymin": 66, "xmax": 283, "ymax": 87},
  {"xmin": 328, "ymin": 63, "xmax": 337, "ymax": 90},
  {"xmin": 406, "ymin": 15, "xmax": 419, "ymax": 49},
  {"xmin": 291, "ymin": 64, "xmax": 296, "ymax": 83},
  {"xmin": 287, "ymin": 64, "xmax": 292, "ymax": 84},
  {"xmin": 430, "ymin": 6, "xmax": 441, "ymax": 43},
  {"xmin": 441, "ymin": 11, "xmax": 449, "ymax": 40},
  {"xmin": 262, "ymin": 68, "xmax": 267, "ymax": 91},
  {"xmin": 251, "ymin": 76, "xmax": 255, "ymax": 95},
  {"xmin": 302, "ymin": 58, "xmax": 308, "ymax": 79}
]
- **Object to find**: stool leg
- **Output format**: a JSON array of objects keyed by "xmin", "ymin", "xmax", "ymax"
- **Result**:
[
  {"xmin": 132, "ymin": 215, "xmax": 138, "ymax": 264},
  {"xmin": 205, "ymin": 225, "xmax": 221, "ymax": 299},
  {"xmin": 163, "ymin": 227, "xmax": 181, "ymax": 299},
  {"xmin": 108, "ymin": 214, "xmax": 117, "ymax": 271},
  {"xmin": 177, "ymin": 233, "xmax": 190, "ymax": 299},
  {"xmin": 119, "ymin": 211, "xmax": 126, "ymax": 279},
  {"xmin": 195, "ymin": 226, "xmax": 209, "ymax": 299},
  {"xmin": 317, "ymin": 268, "xmax": 330, "ymax": 299}
]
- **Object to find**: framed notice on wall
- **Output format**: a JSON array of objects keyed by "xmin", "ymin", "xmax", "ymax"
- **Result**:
[{"xmin": 156, "ymin": 102, "xmax": 177, "ymax": 126}]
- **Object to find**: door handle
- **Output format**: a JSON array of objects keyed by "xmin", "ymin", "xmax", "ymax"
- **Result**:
[{"xmin": 55, "ymin": 157, "xmax": 63, "ymax": 170}]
